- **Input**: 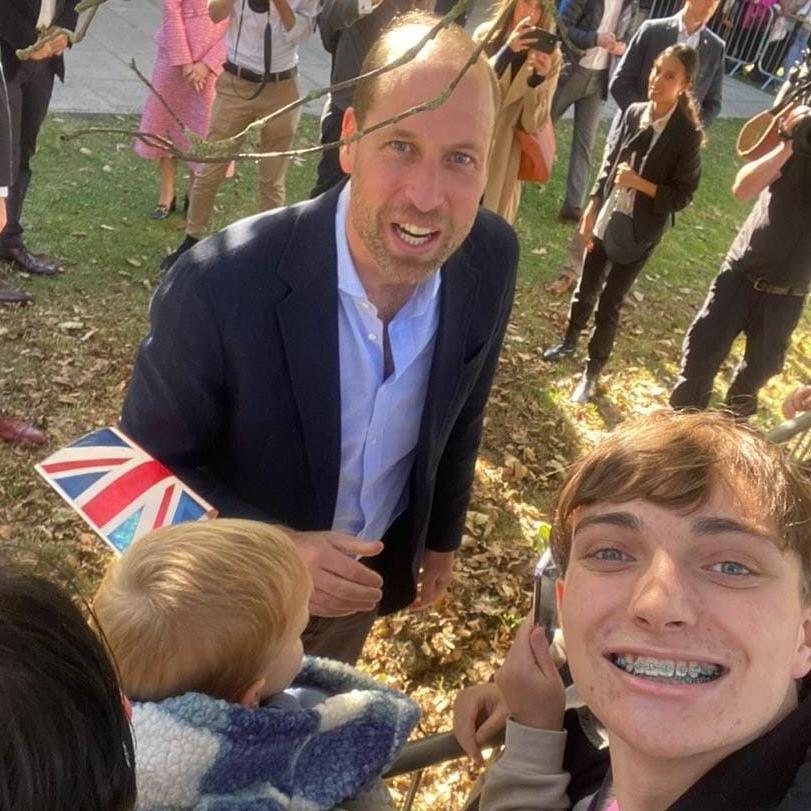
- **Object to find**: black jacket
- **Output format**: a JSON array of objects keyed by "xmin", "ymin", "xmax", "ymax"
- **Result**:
[
  {"xmin": 0, "ymin": 0, "xmax": 79, "ymax": 82},
  {"xmin": 121, "ymin": 185, "xmax": 518, "ymax": 615},
  {"xmin": 592, "ymin": 100, "xmax": 702, "ymax": 247}
]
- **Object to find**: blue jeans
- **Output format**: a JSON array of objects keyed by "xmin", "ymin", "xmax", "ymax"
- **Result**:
[{"xmin": 551, "ymin": 64, "xmax": 606, "ymax": 212}]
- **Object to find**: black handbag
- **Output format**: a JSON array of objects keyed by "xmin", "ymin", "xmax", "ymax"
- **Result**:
[{"xmin": 601, "ymin": 211, "xmax": 654, "ymax": 265}]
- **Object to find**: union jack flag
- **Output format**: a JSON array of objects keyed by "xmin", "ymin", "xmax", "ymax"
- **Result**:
[{"xmin": 35, "ymin": 427, "xmax": 215, "ymax": 554}]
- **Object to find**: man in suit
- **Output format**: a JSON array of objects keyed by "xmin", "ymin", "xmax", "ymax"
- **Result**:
[
  {"xmin": 551, "ymin": 0, "xmax": 636, "ymax": 223},
  {"xmin": 0, "ymin": 59, "xmax": 46, "ymax": 444},
  {"xmin": 547, "ymin": 0, "xmax": 724, "ymax": 295},
  {"xmin": 0, "ymin": 0, "xmax": 78, "ymax": 277},
  {"xmin": 122, "ymin": 13, "xmax": 517, "ymax": 665}
]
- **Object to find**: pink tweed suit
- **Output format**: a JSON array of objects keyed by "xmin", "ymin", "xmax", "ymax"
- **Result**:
[{"xmin": 135, "ymin": 0, "xmax": 228, "ymax": 165}]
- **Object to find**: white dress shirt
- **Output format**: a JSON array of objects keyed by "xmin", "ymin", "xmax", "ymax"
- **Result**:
[
  {"xmin": 580, "ymin": 0, "xmax": 624, "ymax": 71},
  {"xmin": 37, "ymin": 0, "xmax": 57, "ymax": 29}
]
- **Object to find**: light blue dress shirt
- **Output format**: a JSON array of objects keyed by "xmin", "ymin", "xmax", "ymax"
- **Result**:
[{"xmin": 331, "ymin": 184, "xmax": 442, "ymax": 540}]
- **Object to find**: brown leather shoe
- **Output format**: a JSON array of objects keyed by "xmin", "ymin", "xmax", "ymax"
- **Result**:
[
  {"xmin": 0, "ymin": 279, "xmax": 33, "ymax": 303},
  {"xmin": 0, "ymin": 416, "xmax": 46, "ymax": 447},
  {"xmin": 0, "ymin": 244, "xmax": 59, "ymax": 276}
]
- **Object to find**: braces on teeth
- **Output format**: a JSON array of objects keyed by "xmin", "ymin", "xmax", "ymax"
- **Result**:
[{"xmin": 611, "ymin": 654, "xmax": 722, "ymax": 683}]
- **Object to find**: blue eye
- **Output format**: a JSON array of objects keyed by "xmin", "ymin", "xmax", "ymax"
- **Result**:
[
  {"xmin": 710, "ymin": 561, "xmax": 753, "ymax": 576},
  {"xmin": 449, "ymin": 152, "xmax": 474, "ymax": 167}
]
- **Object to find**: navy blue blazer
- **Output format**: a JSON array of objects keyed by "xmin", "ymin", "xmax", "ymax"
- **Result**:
[
  {"xmin": 121, "ymin": 185, "xmax": 518, "ymax": 614},
  {"xmin": 610, "ymin": 14, "xmax": 726, "ymax": 128}
]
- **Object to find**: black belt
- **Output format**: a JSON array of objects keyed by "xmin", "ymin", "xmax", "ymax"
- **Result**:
[
  {"xmin": 745, "ymin": 272, "xmax": 807, "ymax": 297},
  {"xmin": 223, "ymin": 61, "xmax": 297, "ymax": 83}
]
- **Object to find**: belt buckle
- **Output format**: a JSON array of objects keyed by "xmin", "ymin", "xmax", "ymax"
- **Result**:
[{"xmin": 752, "ymin": 277, "xmax": 769, "ymax": 293}]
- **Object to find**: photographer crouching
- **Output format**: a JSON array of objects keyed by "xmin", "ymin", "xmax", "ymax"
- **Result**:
[{"xmin": 669, "ymin": 53, "xmax": 811, "ymax": 418}]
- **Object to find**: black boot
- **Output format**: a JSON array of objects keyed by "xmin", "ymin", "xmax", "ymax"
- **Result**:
[
  {"xmin": 542, "ymin": 331, "xmax": 579, "ymax": 362},
  {"xmin": 571, "ymin": 371, "xmax": 599, "ymax": 404},
  {"xmin": 160, "ymin": 235, "xmax": 199, "ymax": 272}
]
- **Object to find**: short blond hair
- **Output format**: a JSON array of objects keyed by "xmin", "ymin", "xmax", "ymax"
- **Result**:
[
  {"xmin": 550, "ymin": 411, "xmax": 811, "ymax": 595},
  {"xmin": 94, "ymin": 519, "xmax": 311, "ymax": 702}
]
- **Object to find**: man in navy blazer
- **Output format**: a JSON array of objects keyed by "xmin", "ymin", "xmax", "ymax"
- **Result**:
[
  {"xmin": 122, "ymin": 14, "xmax": 517, "ymax": 664},
  {"xmin": 611, "ymin": 0, "xmax": 725, "ymax": 128}
]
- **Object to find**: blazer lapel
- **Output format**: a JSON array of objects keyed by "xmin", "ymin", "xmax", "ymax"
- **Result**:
[
  {"xmin": 411, "ymin": 247, "xmax": 480, "ymax": 514},
  {"xmin": 275, "ymin": 192, "xmax": 342, "ymax": 527}
]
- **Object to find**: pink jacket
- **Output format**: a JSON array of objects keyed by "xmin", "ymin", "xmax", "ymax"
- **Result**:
[{"xmin": 155, "ymin": 0, "xmax": 228, "ymax": 73}]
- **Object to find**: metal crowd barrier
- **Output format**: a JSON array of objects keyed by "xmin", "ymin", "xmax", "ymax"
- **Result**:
[{"xmin": 645, "ymin": 0, "xmax": 811, "ymax": 91}]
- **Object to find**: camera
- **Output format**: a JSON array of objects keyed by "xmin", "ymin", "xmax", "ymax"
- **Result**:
[{"xmin": 524, "ymin": 28, "xmax": 558, "ymax": 54}]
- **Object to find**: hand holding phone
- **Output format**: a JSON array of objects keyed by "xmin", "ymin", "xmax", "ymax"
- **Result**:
[{"xmin": 524, "ymin": 27, "xmax": 558, "ymax": 54}]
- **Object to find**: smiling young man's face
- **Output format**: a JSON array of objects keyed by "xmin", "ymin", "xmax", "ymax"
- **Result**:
[{"xmin": 558, "ymin": 486, "xmax": 811, "ymax": 765}]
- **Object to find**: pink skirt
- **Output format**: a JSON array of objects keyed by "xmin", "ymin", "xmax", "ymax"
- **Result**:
[{"xmin": 134, "ymin": 48, "xmax": 217, "ymax": 171}]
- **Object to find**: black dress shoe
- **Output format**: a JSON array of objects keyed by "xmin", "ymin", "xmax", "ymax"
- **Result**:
[
  {"xmin": 0, "ymin": 279, "xmax": 33, "ymax": 304},
  {"xmin": 0, "ymin": 244, "xmax": 58, "ymax": 276},
  {"xmin": 571, "ymin": 373, "xmax": 598, "ymax": 404},
  {"xmin": 151, "ymin": 196, "xmax": 177, "ymax": 220},
  {"xmin": 542, "ymin": 339, "xmax": 578, "ymax": 362},
  {"xmin": 160, "ymin": 235, "xmax": 199, "ymax": 272},
  {"xmin": 558, "ymin": 206, "xmax": 582, "ymax": 223}
]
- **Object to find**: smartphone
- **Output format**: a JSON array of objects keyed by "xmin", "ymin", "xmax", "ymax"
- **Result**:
[
  {"xmin": 532, "ymin": 549, "xmax": 557, "ymax": 644},
  {"xmin": 524, "ymin": 27, "xmax": 558, "ymax": 55}
]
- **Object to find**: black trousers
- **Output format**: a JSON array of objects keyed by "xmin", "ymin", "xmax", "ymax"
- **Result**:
[
  {"xmin": 567, "ymin": 237, "xmax": 649, "ymax": 376},
  {"xmin": 0, "ymin": 60, "xmax": 55, "ymax": 249},
  {"xmin": 309, "ymin": 102, "xmax": 345, "ymax": 199},
  {"xmin": 670, "ymin": 268, "xmax": 805, "ymax": 417}
]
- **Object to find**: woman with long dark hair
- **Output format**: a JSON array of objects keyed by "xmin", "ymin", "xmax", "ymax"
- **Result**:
[{"xmin": 543, "ymin": 44, "xmax": 703, "ymax": 403}]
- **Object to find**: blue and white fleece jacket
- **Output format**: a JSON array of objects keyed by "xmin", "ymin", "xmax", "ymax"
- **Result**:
[{"xmin": 131, "ymin": 656, "xmax": 420, "ymax": 810}]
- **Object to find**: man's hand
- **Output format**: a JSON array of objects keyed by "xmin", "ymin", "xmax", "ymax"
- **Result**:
[
  {"xmin": 48, "ymin": 33, "xmax": 69, "ymax": 56},
  {"xmin": 610, "ymin": 40, "xmax": 626, "ymax": 56},
  {"xmin": 596, "ymin": 32, "xmax": 617, "ymax": 50},
  {"xmin": 453, "ymin": 682, "xmax": 509, "ymax": 762},
  {"xmin": 28, "ymin": 42, "xmax": 54, "ymax": 61},
  {"xmin": 782, "ymin": 385, "xmax": 811, "ymax": 419},
  {"xmin": 409, "ymin": 549, "xmax": 454, "ymax": 610},
  {"xmin": 289, "ymin": 530, "xmax": 383, "ymax": 617},
  {"xmin": 494, "ymin": 619, "xmax": 566, "ymax": 731},
  {"xmin": 0, "ymin": 199, "xmax": 7, "ymax": 233}
]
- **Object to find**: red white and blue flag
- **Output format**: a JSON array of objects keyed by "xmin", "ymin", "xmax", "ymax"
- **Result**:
[{"xmin": 36, "ymin": 427, "xmax": 215, "ymax": 554}]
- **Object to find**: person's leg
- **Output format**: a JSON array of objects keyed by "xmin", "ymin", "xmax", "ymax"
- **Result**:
[
  {"xmin": 0, "ymin": 61, "xmax": 54, "ymax": 252},
  {"xmin": 184, "ymin": 73, "xmax": 256, "ymax": 240},
  {"xmin": 310, "ymin": 102, "xmax": 347, "ymax": 198},
  {"xmin": 562, "ymin": 76, "xmax": 604, "ymax": 215},
  {"xmin": 568, "ymin": 241, "xmax": 613, "ymax": 336},
  {"xmin": 254, "ymin": 77, "xmax": 302, "ymax": 212},
  {"xmin": 670, "ymin": 269, "xmax": 749, "ymax": 410},
  {"xmin": 585, "ymin": 250, "xmax": 648, "ymax": 376},
  {"xmin": 301, "ymin": 609, "xmax": 378, "ymax": 666},
  {"xmin": 544, "ymin": 241, "xmax": 611, "ymax": 361},
  {"xmin": 158, "ymin": 157, "xmax": 176, "ymax": 207},
  {"xmin": 725, "ymin": 293, "xmax": 805, "ymax": 418}
]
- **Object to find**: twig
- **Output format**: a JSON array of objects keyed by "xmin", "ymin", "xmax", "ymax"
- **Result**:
[{"xmin": 65, "ymin": 0, "xmax": 512, "ymax": 164}]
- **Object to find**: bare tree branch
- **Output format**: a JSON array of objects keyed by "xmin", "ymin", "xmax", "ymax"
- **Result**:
[{"xmin": 63, "ymin": 0, "xmax": 572, "ymax": 164}]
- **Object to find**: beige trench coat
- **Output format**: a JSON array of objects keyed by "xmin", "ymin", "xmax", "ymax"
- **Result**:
[{"xmin": 475, "ymin": 24, "xmax": 562, "ymax": 224}]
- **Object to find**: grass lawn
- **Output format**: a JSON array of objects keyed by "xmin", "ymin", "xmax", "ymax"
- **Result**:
[{"xmin": 1, "ymin": 112, "xmax": 809, "ymax": 808}]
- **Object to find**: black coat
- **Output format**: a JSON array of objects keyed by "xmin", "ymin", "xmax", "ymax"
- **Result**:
[
  {"xmin": 591, "ymin": 100, "xmax": 702, "ymax": 247},
  {"xmin": 121, "ymin": 185, "xmax": 518, "ymax": 615},
  {"xmin": 0, "ymin": 0, "xmax": 79, "ymax": 82}
]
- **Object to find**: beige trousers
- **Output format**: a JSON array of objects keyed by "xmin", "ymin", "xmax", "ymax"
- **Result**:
[{"xmin": 185, "ymin": 71, "xmax": 301, "ymax": 238}]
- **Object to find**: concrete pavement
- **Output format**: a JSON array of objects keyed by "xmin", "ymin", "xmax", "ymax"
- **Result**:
[{"xmin": 51, "ymin": 0, "xmax": 776, "ymax": 120}]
